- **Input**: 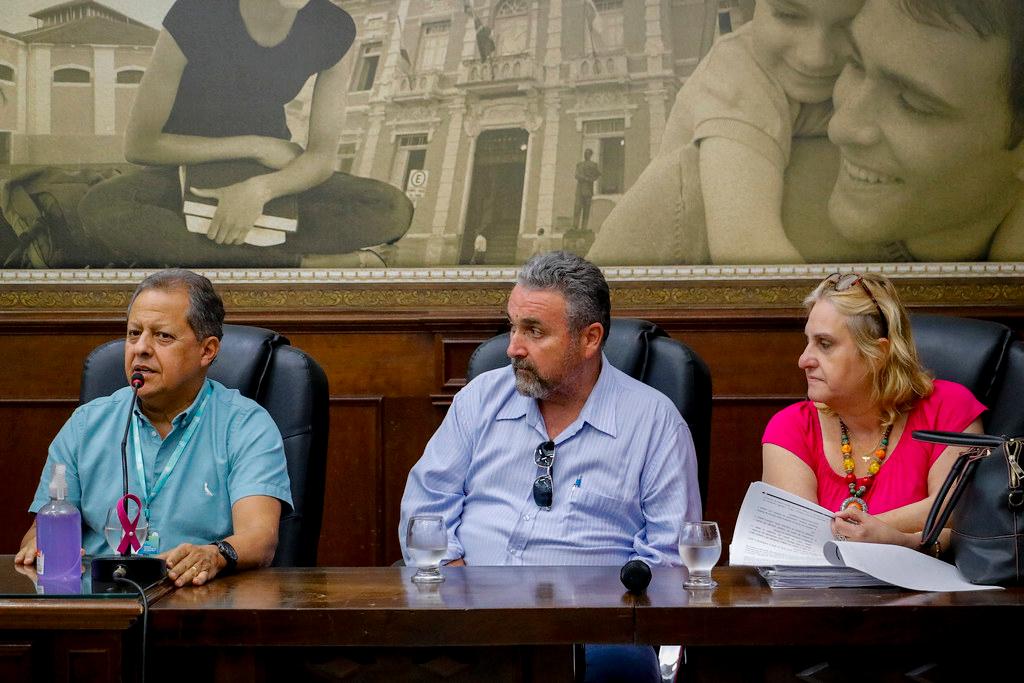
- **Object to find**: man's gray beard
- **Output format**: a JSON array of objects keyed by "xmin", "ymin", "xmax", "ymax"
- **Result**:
[{"xmin": 513, "ymin": 363, "xmax": 552, "ymax": 399}]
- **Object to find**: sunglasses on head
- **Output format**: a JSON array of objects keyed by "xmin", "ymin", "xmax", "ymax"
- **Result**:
[
  {"xmin": 533, "ymin": 440, "xmax": 555, "ymax": 509},
  {"xmin": 823, "ymin": 272, "xmax": 889, "ymax": 339}
]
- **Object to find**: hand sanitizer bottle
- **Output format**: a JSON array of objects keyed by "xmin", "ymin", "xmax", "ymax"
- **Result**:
[{"xmin": 36, "ymin": 464, "xmax": 82, "ymax": 577}]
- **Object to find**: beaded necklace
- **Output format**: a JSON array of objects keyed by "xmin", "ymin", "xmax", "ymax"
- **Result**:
[{"xmin": 838, "ymin": 419, "xmax": 893, "ymax": 513}]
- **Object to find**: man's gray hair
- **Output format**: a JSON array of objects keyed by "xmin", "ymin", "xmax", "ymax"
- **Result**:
[
  {"xmin": 128, "ymin": 269, "xmax": 225, "ymax": 341},
  {"xmin": 517, "ymin": 251, "xmax": 610, "ymax": 346}
]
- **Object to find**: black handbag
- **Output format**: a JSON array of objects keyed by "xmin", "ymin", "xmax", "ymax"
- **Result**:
[{"xmin": 916, "ymin": 430, "xmax": 1024, "ymax": 585}]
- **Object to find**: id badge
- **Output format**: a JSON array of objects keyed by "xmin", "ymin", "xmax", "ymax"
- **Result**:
[{"xmin": 139, "ymin": 529, "xmax": 160, "ymax": 555}]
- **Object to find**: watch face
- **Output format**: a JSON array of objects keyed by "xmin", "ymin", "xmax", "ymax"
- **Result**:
[{"xmin": 216, "ymin": 541, "xmax": 238, "ymax": 564}]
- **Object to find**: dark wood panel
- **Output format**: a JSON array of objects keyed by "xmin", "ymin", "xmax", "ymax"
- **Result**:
[
  {"xmin": 0, "ymin": 334, "xmax": 115, "ymax": 399},
  {"xmin": 288, "ymin": 332, "xmax": 438, "ymax": 396},
  {"xmin": 437, "ymin": 333, "xmax": 497, "ymax": 390},
  {"xmin": 1, "ymin": 402, "xmax": 77, "ymax": 553},
  {"xmin": 674, "ymin": 328, "xmax": 808, "ymax": 396},
  {"xmin": 706, "ymin": 398, "xmax": 796, "ymax": 559},
  {"xmin": 382, "ymin": 398, "xmax": 447, "ymax": 564},
  {"xmin": 318, "ymin": 397, "xmax": 384, "ymax": 567},
  {"xmin": 0, "ymin": 642, "xmax": 32, "ymax": 679}
]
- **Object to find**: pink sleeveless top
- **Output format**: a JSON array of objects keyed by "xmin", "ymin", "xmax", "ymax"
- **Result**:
[{"xmin": 762, "ymin": 380, "xmax": 986, "ymax": 513}]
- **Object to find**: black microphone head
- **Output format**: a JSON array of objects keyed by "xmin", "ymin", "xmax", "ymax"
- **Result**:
[
  {"xmin": 620, "ymin": 559, "xmax": 652, "ymax": 594},
  {"xmin": 130, "ymin": 372, "xmax": 145, "ymax": 389}
]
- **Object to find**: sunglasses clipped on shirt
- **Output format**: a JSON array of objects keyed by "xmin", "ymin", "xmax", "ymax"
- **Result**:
[
  {"xmin": 823, "ymin": 272, "xmax": 889, "ymax": 339},
  {"xmin": 533, "ymin": 440, "xmax": 555, "ymax": 509}
]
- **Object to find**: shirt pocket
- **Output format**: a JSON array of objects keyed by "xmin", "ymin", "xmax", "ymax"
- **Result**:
[{"xmin": 565, "ymin": 487, "xmax": 640, "ymax": 542}]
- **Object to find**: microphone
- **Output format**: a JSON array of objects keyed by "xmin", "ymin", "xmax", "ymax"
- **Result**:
[
  {"xmin": 93, "ymin": 371, "xmax": 165, "ymax": 587},
  {"xmin": 620, "ymin": 559, "xmax": 652, "ymax": 594},
  {"xmin": 120, "ymin": 372, "xmax": 145, "ymax": 526}
]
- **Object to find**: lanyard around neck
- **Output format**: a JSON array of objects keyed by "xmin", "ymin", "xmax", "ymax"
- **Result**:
[{"xmin": 132, "ymin": 382, "xmax": 213, "ymax": 518}]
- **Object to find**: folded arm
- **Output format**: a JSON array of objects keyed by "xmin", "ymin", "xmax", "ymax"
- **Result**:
[{"xmin": 164, "ymin": 494, "xmax": 281, "ymax": 587}]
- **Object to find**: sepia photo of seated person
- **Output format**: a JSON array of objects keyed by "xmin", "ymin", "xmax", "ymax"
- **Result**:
[
  {"xmin": 588, "ymin": 0, "xmax": 1024, "ymax": 266},
  {"xmin": 78, "ymin": 0, "xmax": 413, "ymax": 268}
]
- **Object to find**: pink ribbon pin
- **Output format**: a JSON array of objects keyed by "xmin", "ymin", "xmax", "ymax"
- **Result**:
[{"xmin": 116, "ymin": 493, "xmax": 143, "ymax": 554}]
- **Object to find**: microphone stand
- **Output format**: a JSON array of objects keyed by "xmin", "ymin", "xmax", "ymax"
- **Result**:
[{"xmin": 92, "ymin": 374, "xmax": 166, "ymax": 587}]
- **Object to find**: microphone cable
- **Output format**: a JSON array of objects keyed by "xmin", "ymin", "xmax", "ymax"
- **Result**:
[{"xmin": 114, "ymin": 575, "xmax": 150, "ymax": 683}]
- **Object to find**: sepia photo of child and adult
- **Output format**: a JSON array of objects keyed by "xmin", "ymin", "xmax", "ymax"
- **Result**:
[{"xmin": 0, "ymin": 0, "xmax": 1021, "ymax": 269}]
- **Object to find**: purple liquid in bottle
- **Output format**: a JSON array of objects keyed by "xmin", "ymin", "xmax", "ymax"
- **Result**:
[{"xmin": 36, "ymin": 464, "xmax": 82, "ymax": 578}]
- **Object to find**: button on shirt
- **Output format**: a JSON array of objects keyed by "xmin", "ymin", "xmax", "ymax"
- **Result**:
[
  {"xmin": 400, "ymin": 356, "xmax": 701, "ymax": 566},
  {"xmin": 30, "ymin": 379, "xmax": 292, "ymax": 556}
]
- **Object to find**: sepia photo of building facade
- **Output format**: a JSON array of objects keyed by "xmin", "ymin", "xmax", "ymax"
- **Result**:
[{"xmin": 0, "ymin": 0, "xmax": 734, "ymax": 266}]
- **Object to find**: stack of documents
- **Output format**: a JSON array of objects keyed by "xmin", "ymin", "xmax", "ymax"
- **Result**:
[
  {"xmin": 730, "ymin": 482, "xmax": 1001, "ymax": 592},
  {"xmin": 757, "ymin": 565, "xmax": 888, "ymax": 589}
]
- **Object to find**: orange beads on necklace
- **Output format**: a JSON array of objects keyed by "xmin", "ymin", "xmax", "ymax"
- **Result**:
[{"xmin": 838, "ymin": 419, "xmax": 893, "ymax": 513}]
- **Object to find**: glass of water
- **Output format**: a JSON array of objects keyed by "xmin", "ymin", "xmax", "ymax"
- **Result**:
[
  {"xmin": 103, "ymin": 506, "xmax": 149, "ymax": 555},
  {"xmin": 406, "ymin": 515, "xmax": 447, "ymax": 584},
  {"xmin": 679, "ymin": 520, "xmax": 721, "ymax": 588}
]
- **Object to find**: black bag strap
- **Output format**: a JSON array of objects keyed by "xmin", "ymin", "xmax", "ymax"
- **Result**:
[
  {"xmin": 912, "ymin": 430, "xmax": 1007, "ymax": 449},
  {"xmin": 914, "ymin": 430, "xmax": 1008, "ymax": 548}
]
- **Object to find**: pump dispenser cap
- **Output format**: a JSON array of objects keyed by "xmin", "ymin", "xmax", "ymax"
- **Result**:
[{"xmin": 49, "ymin": 463, "xmax": 68, "ymax": 500}]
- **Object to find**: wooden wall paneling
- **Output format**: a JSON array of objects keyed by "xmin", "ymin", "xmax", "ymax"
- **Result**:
[
  {"xmin": 319, "ymin": 397, "xmax": 384, "ymax": 567},
  {"xmin": 706, "ymin": 398, "xmax": 795, "ymax": 558},
  {"xmin": 290, "ymin": 332, "xmax": 439, "ymax": 396},
  {"xmin": 0, "ymin": 332, "xmax": 120, "ymax": 399},
  {"xmin": 0, "ymin": 642, "xmax": 33, "ymax": 679},
  {"xmin": 1, "ymin": 400, "xmax": 78, "ymax": 553},
  {"xmin": 380, "ymin": 398, "xmax": 447, "ymax": 564},
  {"xmin": 435, "ymin": 333, "xmax": 497, "ymax": 394}
]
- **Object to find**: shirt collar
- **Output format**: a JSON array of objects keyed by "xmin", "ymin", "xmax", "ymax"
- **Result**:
[
  {"xmin": 494, "ymin": 355, "xmax": 619, "ymax": 439},
  {"xmin": 134, "ymin": 378, "xmax": 212, "ymax": 429}
]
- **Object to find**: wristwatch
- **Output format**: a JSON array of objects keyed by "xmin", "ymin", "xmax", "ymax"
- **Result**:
[{"xmin": 211, "ymin": 540, "xmax": 238, "ymax": 573}]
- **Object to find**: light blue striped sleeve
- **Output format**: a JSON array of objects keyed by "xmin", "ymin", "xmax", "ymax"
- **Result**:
[
  {"xmin": 399, "ymin": 386, "xmax": 475, "ymax": 563},
  {"xmin": 633, "ymin": 409, "xmax": 702, "ymax": 566}
]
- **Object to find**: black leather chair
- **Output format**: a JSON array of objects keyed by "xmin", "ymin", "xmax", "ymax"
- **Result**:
[
  {"xmin": 466, "ymin": 317, "xmax": 712, "ymax": 508},
  {"xmin": 911, "ymin": 314, "xmax": 1024, "ymax": 437},
  {"xmin": 79, "ymin": 324, "xmax": 329, "ymax": 567}
]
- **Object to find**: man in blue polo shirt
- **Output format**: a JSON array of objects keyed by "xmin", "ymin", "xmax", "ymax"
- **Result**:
[{"xmin": 16, "ymin": 269, "xmax": 291, "ymax": 587}]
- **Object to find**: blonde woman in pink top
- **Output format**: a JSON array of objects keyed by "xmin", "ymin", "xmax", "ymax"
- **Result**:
[{"xmin": 762, "ymin": 273, "xmax": 985, "ymax": 553}]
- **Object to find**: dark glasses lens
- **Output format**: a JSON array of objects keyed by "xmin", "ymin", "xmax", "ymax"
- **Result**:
[
  {"xmin": 533, "ymin": 474, "xmax": 553, "ymax": 508},
  {"xmin": 534, "ymin": 441, "xmax": 555, "ymax": 467},
  {"xmin": 533, "ymin": 441, "xmax": 555, "ymax": 508},
  {"xmin": 824, "ymin": 272, "xmax": 889, "ymax": 339}
]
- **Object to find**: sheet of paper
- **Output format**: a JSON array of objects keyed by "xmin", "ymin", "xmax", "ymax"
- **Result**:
[
  {"xmin": 729, "ymin": 482, "xmax": 835, "ymax": 566},
  {"xmin": 824, "ymin": 541, "xmax": 1002, "ymax": 592}
]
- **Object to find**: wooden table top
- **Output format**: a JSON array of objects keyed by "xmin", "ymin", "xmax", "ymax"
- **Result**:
[
  {"xmin": 7, "ymin": 555, "xmax": 1020, "ymax": 648},
  {"xmin": 148, "ymin": 565, "xmax": 637, "ymax": 647},
  {"xmin": 636, "ymin": 566, "xmax": 1024, "ymax": 647}
]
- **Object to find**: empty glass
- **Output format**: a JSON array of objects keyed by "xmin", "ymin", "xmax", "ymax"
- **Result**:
[
  {"xmin": 406, "ymin": 515, "xmax": 447, "ymax": 583},
  {"xmin": 679, "ymin": 520, "xmax": 721, "ymax": 588},
  {"xmin": 103, "ymin": 506, "xmax": 149, "ymax": 555}
]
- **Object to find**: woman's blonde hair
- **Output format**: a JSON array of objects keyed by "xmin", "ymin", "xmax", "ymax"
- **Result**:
[{"xmin": 804, "ymin": 273, "xmax": 932, "ymax": 425}]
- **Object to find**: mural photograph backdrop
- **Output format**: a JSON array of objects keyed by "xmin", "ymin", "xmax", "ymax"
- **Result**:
[{"xmin": 0, "ymin": 0, "xmax": 1020, "ymax": 269}]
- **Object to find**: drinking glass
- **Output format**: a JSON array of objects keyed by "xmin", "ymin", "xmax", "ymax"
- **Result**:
[
  {"xmin": 406, "ymin": 515, "xmax": 447, "ymax": 584},
  {"xmin": 679, "ymin": 520, "xmax": 721, "ymax": 588},
  {"xmin": 103, "ymin": 507, "xmax": 149, "ymax": 555}
]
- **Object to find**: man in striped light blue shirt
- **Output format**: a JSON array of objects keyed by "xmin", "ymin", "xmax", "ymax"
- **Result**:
[
  {"xmin": 400, "ymin": 251, "xmax": 701, "ymax": 680},
  {"xmin": 401, "ymin": 252, "xmax": 700, "ymax": 565}
]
